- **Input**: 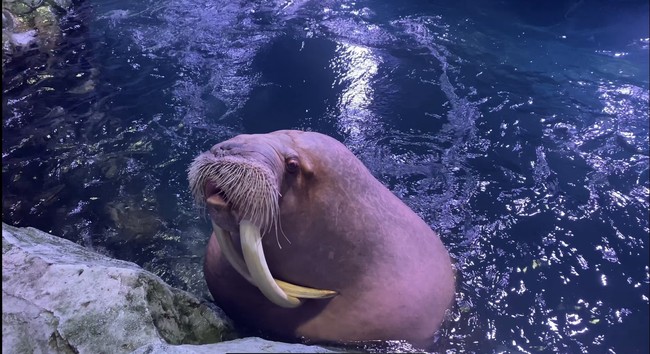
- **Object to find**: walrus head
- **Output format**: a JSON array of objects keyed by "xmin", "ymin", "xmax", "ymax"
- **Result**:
[{"xmin": 188, "ymin": 132, "xmax": 337, "ymax": 308}]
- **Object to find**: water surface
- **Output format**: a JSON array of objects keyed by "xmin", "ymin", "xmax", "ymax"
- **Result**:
[{"xmin": 2, "ymin": 0, "xmax": 649, "ymax": 352}]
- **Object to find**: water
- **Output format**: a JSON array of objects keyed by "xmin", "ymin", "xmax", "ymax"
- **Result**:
[{"xmin": 2, "ymin": 0, "xmax": 649, "ymax": 352}]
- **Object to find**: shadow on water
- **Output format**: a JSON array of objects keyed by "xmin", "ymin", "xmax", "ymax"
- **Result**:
[{"xmin": 2, "ymin": 0, "xmax": 648, "ymax": 352}]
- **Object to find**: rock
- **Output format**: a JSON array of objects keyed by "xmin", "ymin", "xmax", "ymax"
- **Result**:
[
  {"xmin": 1, "ymin": 223, "xmax": 341, "ymax": 354},
  {"xmin": 131, "ymin": 337, "xmax": 338, "ymax": 354},
  {"xmin": 34, "ymin": 5, "xmax": 60, "ymax": 50},
  {"xmin": 2, "ymin": 0, "xmax": 74, "ymax": 56},
  {"xmin": 2, "ymin": 223, "xmax": 236, "ymax": 354}
]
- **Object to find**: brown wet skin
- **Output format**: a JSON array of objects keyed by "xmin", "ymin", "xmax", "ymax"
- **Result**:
[{"xmin": 193, "ymin": 130, "xmax": 456, "ymax": 349}]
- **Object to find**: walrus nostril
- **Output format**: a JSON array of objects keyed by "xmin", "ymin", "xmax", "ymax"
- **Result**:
[
  {"xmin": 212, "ymin": 141, "xmax": 245, "ymax": 154},
  {"xmin": 210, "ymin": 145, "xmax": 226, "ymax": 155}
]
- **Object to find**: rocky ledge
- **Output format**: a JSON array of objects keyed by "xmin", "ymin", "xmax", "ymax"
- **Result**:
[{"xmin": 2, "ymin": 223, "xmax": 335, "ymax": 353}]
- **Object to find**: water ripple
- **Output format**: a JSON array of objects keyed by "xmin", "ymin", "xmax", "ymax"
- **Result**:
[{"xmin": 2, "ymin": 0, "xmax": 648, "ymax": 353}]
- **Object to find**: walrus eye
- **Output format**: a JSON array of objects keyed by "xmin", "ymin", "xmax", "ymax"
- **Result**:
[{"xmin": 286, "ymin": 158, "xmax": 300, "ymax": 174}]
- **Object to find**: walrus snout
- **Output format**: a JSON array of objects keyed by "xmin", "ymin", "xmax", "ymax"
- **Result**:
[{"xmin": 202, "ymin": 180, "xmax": 239, "ymax": 232}]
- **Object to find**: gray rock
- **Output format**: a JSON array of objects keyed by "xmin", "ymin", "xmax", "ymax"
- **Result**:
[
  {"xmin": 2, "ymin": 223, "xmax": 235, "ymax": 354},
  {"xmin": 1, "ymin": 223, "xmax": 342, "ymax": 354},
  {"xmin": 131, "ymin": 337, "xmax": 338, "ymax": 353}
]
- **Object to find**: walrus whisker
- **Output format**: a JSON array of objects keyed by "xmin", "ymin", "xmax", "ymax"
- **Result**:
[
  {"xmin": 277, "ymin": 214, "xmax": 292, "ymax": 247},
  {"xmin": 273, "ymin": 214, "xmax": 282, "ymax": 249},
  {"xmin": 189, "ymin": 157, "xmax": 282, "ymax": 235}
]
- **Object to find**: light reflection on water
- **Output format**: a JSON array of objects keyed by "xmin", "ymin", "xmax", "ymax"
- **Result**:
[
  {"xmin": 331, "ymin": 42, "xmax": 380, "ymax": 145},
  {"xmin": 2, "ymin": 0, "xmax": 649, "ymax": 353}
]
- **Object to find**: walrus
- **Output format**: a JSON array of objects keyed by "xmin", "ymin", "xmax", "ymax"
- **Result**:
[{"xmin": 188, "ymin": 130, "xmax": 455, "ymax": 349}]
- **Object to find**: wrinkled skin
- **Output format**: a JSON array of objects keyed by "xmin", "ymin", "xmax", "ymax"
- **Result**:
[{"xmin": 194, "ymin": 130, "xmax": 456, "ymax": 349}]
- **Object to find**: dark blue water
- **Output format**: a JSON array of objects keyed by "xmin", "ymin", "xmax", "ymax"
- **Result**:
[{"xmin": 3, "ymin": 0, "xmax": 649, "ymax": 352}]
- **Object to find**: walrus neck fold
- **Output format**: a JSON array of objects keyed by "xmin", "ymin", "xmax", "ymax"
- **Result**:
[{"xmin": 209, "ymin": 219, "xmax": 337, "ymax": 307}]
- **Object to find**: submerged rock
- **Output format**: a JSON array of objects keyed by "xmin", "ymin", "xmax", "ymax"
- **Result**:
[
  {"xmin": 2, "ymin": 0, "xmax": 61, "ymax": 53},
  {"xmin": 106, "ymin": 201, "xmax": 164, "ymax": 240}
]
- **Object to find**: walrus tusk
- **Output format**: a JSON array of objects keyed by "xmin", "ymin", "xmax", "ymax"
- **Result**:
[
  {"xmin": 211, "ymin": 221, "xmax": 255, "ymax": 283},
  {"xmin": 274, "ymin": 279, "xmax": 337, "ymax": 299},
  {"xmin": 210, "ymin": 221, "xmax": 337, "ymax": 303},
  {"xmin": 240, "ymin": 219, "xmax": 302, "ymax": 308}
]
